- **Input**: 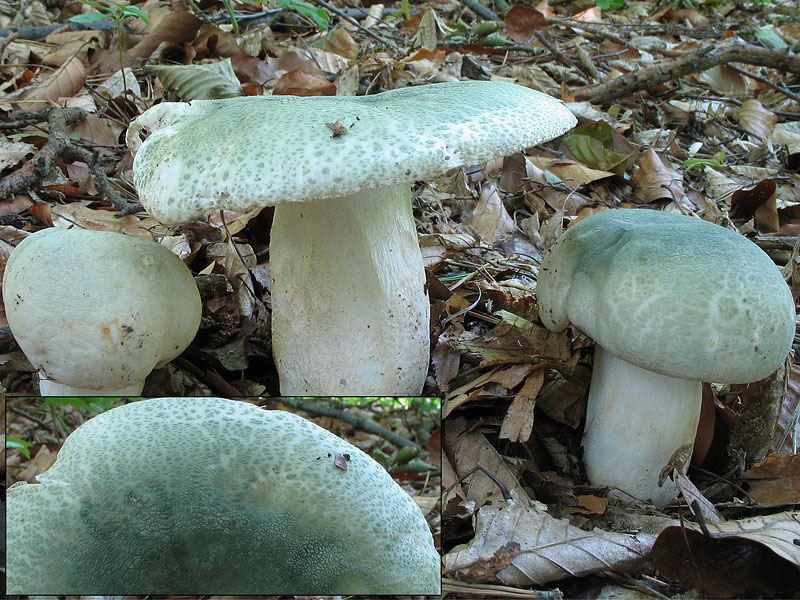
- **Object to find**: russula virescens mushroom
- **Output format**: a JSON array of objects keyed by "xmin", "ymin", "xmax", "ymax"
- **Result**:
[
  {"xmin": 2, "ymin": 228, "xmax": 201, "ymax": 395},
  {"xmin": 537, "ymin": 209, "xmax": 795, "ymax": 508},
  {"xmin": 129, "ymin": 81, "xmax": 577, "ymax": 395},
  {"xmin": 7, "ymin": 397, "xmax": 440, "ymax": 595}
]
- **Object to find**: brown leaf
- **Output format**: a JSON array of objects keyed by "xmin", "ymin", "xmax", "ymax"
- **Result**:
[
  {"xmin": 737, "ymin": 99, "xmax": 778, "ymax": 140},
  {"xmin": 273, "ymin": 69, "xmax": 336, "ymax": 96},
  {"xmin": 323, "ymin": 27, "xmax": 360, "ymax": 60},
  {"xmin": 454, "ymin": 310, "xmax": 573, "ymax": 366},
  {"xmin": 499, "ymin": 370, "xmax": 544, "ymax": 443},
  {"xmin": 444, "ymin": 415, "xmax": 526, "ymax": 508},
  {"xmin": 129, "ymin": 8, "xmax": 201, "ymax": 58},
  {"xmin": 633, "ymin": 147, "xmax": 685, "ymax": 204},
  {"xmin": 444, "ymin": 490, "xmax": 656, "ymax": 586},
  {"xmin": 651, "ymin": 511, "xmax": 800, "ymax": 597},
  {"xmin": 22, "ymin": 54, "xmax": 86, "ymax": 111},
  {"xmin": 745, "ymin": 453, "xmax": 800, "ymax": 506},
  {"xmin": 504, "ymin": 5, "xmax": 547, "ymax": 45},
  {"xmin": 470, "ymin": 183, "xmax": 516, "ymax": 246},
  {"xmin": 773, "ymin": 362, "xmax": 800, "ymax": 454},
  {"xmin": 730, "ymin": 178, "xmax": 778, "ymax": 233}
]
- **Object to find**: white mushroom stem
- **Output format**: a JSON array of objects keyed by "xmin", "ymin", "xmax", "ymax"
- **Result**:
[
  {"xmin": 582, "ymin": 346, "xmax": 702, "ymax": 508},
  {"xmin": 270, "ymin": 184, "xmax": 430, "ymax": 395},
  {"xmin": 39, "ymin": 377, "xmax": 145, "ymax": 396}
]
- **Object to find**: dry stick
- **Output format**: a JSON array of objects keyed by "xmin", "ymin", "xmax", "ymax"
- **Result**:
[
  {"xmin": 574, "ymin": 40, "xmax": 800, "ymax": 104},
  {"xmin": 0, "ymin": 107, "xmax": 140, "ymax": 216},
  {"xmin": 728, "ymin": 63, "xmax": 800, "ymax": 104},
  {"xmin": 458, "ymin": 0, "xmax": 498, "ymax": 21},
  {"xmin": 272, "ymin": 397, "xmax": 420, "ymax": 449},
  {"xmin": 307, "ymin": 0, "xmax": 401, "ymax": 54}
]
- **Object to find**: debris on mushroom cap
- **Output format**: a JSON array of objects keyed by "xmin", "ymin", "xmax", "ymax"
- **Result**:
[
  {"xmin": 537, "ymin": 209, "xmax": 796, "ymax": 383},
  {"xmin": 131, "ymin": 81, "xmax": 577, "ymax": 224},
  {"xmin": 7, "ymin": 397, "xmax": 440, "ymax": 595},
  {"xmin": 2, "ymin": 228, "xmax": 201, "ymax": 393}
]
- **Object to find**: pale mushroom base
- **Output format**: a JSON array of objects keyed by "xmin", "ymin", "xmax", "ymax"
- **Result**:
[
  {"xmin": 582, "ymin": 346, "xmax": 702, "ymax": 508},
  {"xmin": 38, "ymin": 377, "xmax": 145, "ymax": 396},
  {"xmin": 270, "ymin": 184, "xmax": 430, "ymax": 395}
]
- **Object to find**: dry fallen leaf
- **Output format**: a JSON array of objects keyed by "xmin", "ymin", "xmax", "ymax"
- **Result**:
[
  {"xmin": 737, "ymin": 98, "xmax": 778, "ymax": 140},
  {"xmin": 651, "ymin": 511, "xmax": 800, "ymax": 597},
  {"xmin": 745, "ymin": 453, "xmax": 800, "ymax": 506},
  {"xmin": 633, "ymin": 147, "xmax": 686, "ymax": 204},
  {"xmin": 444, "ymin": 489, "xmax": 656, "ymax": 587}
]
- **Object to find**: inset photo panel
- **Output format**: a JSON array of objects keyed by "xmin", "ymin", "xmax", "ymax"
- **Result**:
[{"xmin": 5, "ymin": 395, "xmax": 442, "ymax": 597}]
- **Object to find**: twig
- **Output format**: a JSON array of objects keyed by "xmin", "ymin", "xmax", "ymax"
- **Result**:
[
  {"xmin": 574, "ymin": 40, "xmax": 800, "ymax": 104},
  {"xmin": 0, "ymin": 107, "xmax": 141, "ymax": 216},
  {"xmin": 306, "ymin": 0, "xmax": 401, "ymax": 54},
  {"xmin": 728, "ymin": 63, "xmax": 800, "ymax": 104},
  {"xmin": 271, "ymin": 397, "xmax": 420, "ymax": 448},
  {"xmin": 458, "ymin": 0, "xmax": 498, "ymax": 21}
]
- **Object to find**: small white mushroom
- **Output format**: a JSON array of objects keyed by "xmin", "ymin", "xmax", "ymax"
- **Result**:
[
  {"xmin": 7, "ymin": 397, "xmax": 441, "ymax": 595},
  {"xmin": 537, "ymin": 209, "xmax": 795, "ymax": 508},
  {"xmin": 130, "ymin": 81, "xmax": 577, "ymax": 395},
  {"xmin": 2, "ymin": 228, "xmax": 202, "ymax": 394}
]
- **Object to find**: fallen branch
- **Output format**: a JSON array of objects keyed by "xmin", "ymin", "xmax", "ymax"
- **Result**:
[
  {"xmin": 0, "ymin": 107, "xmax": 141, "ymax": 216},
  {"xmin": 574, "ymin": 39, "xmax": 800, "ymax": 104}
]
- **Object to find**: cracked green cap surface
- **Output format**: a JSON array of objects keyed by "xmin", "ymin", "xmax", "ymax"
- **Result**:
[
  {"xmin": 132, "ymin": 81, "xmax": 577, "ymax": 224},
  {"xmin": 7, "ymin": 397, "xmax": 440, "ymax": 595},
  {"xmin": 537, "ymin": 209, "xmax": 796, "ymax": 382}
]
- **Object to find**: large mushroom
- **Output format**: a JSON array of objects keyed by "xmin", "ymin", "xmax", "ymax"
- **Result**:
[
  {"xmin": 129, "ymin": 81, "xmax": 577, "ymax": 395},
  {"xmin": 7, "ymin": 397, "xmax": 441, "ymax": 595},
  {"xmin": 537, "ymin": 209, "xmax": 795, "ymax": 508},
  {"xmin": 2, "ymin": 228, "xmax": 202, "ymax": 395}
]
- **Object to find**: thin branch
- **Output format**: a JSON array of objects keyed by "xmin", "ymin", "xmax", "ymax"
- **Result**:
[
  {"xmin": 307, "ymin": 0, "xmax": 401, "ymax": 54},
  {"xmin": 0, "ymin": 107, "xmax": 141, "ymax": 215},
  {"xmin": 574, "ymin": 40, "xmax": 800, "ymax": 104}
]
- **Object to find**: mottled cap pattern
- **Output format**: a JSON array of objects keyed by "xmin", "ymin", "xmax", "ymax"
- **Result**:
[
  {"xmin": 7, "ymin": 397, "xmax": 440, "ymax": 595},
  {"xmin": 132, "ymin": 81, "xmax": 577, "ymax": 224},
  {"xmin": 537, "ymin": 209, "xmax": 796, "ymax": 383}
]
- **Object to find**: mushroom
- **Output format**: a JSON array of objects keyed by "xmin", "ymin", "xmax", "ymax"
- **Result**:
[
  {"xmin": 7, "ymin": 397, "xmax": 441, "ymax": 595},
  {"xmin": 2, "ymin": 228, "xmax": 202, "ymax": 395},
  {"xmin": 129, "ymin": 81, "xmax": 577, "ymax": 395},
  {"xmin": 536, "ymin": 209, "xmax": 795, "ymax": 507}
]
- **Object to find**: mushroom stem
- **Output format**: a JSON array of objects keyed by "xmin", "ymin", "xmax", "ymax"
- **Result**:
[
  {"xmin": 270, "ymin": 184, "xmax": 430, "ymax": 395},
  {"xmin": 39, "ymin": 377, "xmax": 145, "ymax": 396},
  {"xmin": 582, "ymin": 346, "xmax": 702, "ymax": 508}
]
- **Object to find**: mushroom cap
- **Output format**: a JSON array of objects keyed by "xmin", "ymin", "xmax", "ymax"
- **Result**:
[
  {"xmin": 131, "ymin": 81, "xmax": 576, "ymax": 224},
  {"xmin": 537, "ymin": 209, "xmax": 795, "ymax": 383},
  {"xmin": 7, "ymin": 397, "xmax": 440, "ymax": 595},
  {"xmin": 2, "ymin": 229, "xmax": 201, "ymax": 392}
]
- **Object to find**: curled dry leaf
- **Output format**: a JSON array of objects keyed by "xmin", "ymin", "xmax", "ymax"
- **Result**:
[
  {"xmin": 469, "ymin": 183, "xmax": 516, "ymax": 246},
  {"xmin": 128, "ymin": 7, "xmax": 202, "ymax": 58},
  {"xmin": 444, "ymin": 489, "xmax": 656, "ymax": 587},
  {"xmin": 453, "ymin": 310, "xmax": 573, "ymax": 366},
  {"xmin": 22, "ymin": 54, "xmax": 86, "ymax": 111},
  {"xmin": 745, "ymin": 453, "xmax": 800, "ymax": 506},
  {"xmin": 651, "ymin": 511, "xmax": 800, "ymax": 597},
  {"xmin": 633, "ymin": 147, "xmax": 685, "ymax": 204},
  {"xmin": 504, "ymin": 5, "xmax": 547, "ymax": 45},
  {"xmin": 498, "ymin": 370, "xmax": 545, "ymax": 443},
  {"xmin": 737, "ymin": 99, "xmax": 778, "ymax": 140}
]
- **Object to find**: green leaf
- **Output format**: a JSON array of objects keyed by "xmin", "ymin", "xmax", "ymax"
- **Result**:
[
  {"xmin": 42, "ymin": 397, "xmax": 122, "ymax": 412},
  {"xmin": 272, "ymin": 0, "xmax": 329, "ymax": 30},
  {"xmin": 563, "ymin": 130, "xmax": 628, "ymax": 176},
  {"xmin": 7, "ymin": 436, "xmax": 34, "ymax": 459},
  {"xmin": 147, "ymin": 59, "xmax": 243, "ymax": 101},
  {"xmin": 69, "ymin": 12, "xmax": 110, "ymax": 23}
]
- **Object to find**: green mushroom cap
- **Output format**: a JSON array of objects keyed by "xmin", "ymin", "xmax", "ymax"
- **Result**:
[
  {"xmin": 7, "ymin": 397, "xmax": 440, "ymax": 595},
  {"xmin": 537, "ymin": 209, "xmax": 795, "ymax": 383}
]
